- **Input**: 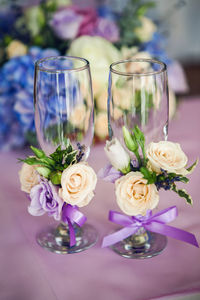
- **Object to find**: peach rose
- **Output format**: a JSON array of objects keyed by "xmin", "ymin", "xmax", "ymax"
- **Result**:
[
  {"xmin": 59, "ymin": 162, "xmax": 97, "ymax": 207},
  {"xmin": 94, "ymin": 111, "xmax": 108, "ymax": 139},
  {"xmin": 6, "ymin": 40, "xmax": 28, "ymax": 58},
  {"xmin": 115, "ymin": 171, "xmax": 159, "ymax": 216},
  {"xmin": 146, "ymin": 141, "xmax": 188, "ymax": 175},
  {"xmin": 70, "ymin": 104, "xmax": 86, "ymax": 129},
  {"xmin": 19, "ymin": 163, "xmax": 40, "ymax": 193}
]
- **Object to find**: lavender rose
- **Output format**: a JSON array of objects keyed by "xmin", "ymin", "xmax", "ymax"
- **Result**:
[
  {"xmin": 95, "ymin": 18, "xmax": 119, "ymax": 43},
  {"xmin": 49, "ymin": 8, "xmax": 83, "ymax": 40},
  {"xmin": 28, "ymin": 179, "xmax": 64, "ymax": 220}
]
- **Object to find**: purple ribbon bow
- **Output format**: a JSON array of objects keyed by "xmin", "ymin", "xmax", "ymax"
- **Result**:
[
  {"xmin": 102, "ymin": 206, "xmax": 199, "ymax": 248},
  {"xmin": 62, "ymin": 204, "xmax": 87, "ymax": 247}
]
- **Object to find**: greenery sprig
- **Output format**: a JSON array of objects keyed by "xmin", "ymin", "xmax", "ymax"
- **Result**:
[
  {"xmin": 19, "ymin": 139, "xmax": 84, "ymax": 185},
  {"xmin": 122, "ymin": 125, "xmax": 198, "ymax": 205}
]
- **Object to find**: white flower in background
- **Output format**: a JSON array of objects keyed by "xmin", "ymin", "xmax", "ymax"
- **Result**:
[
  {"xmin": 135, "ymin": 16, "xmax": 157, "ymax": 43},
  {"xmin": 96, "ymin": 90, "xmax": 108, "ymax": 111},
  {"xmin": 115, "ymin": 171, "xmax": 159, "ymax": 216},
  {"xmin": 6, "ymin": 40, "xmax": 28, "ymax": 59},
  {"xmin": 59, "ymin": 162, "xmax": 97, "ymax": 207},
  {"xmin": 94, "ymin": 111, "xmax": 109, "ymax": 140},
  {"xmin": 113, "ymin": 87, "xmax": 132, "ymax": 110},
  {"xmin": 146, "ymin": 141, "xmax": 189, "ymax": 175},
  {"xmin": 67, "ymin": 36, "xmax": 122, "ymax": 96},
  {"xmin": 19, "ymin": 163, "xmax": 40, "ymax": 193},
  {"xmin": 24, "ymin": 5, "xmax": 45, "ymax": 37},
  {"xmin": 168, "ymin": 88, "xmax": 177, "ymax": 120},
  {"xmin": 121, "ymin": 46, "xmax": 138, "ymax": 59},
  {"xmin": 125, "ymin": 51, "xmax": 152, "ymax": 73},
  {"xmin": 70, "ymin": 104, "xmax": 87, "ymax": 129},
  {"xmin": 104, "ymin": 138, "xmax": 131, "ymax": 173}
]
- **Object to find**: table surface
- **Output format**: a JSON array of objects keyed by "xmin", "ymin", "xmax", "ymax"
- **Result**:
[{"xmin": 1, "ymin": 97, "xmax": 200, "ymax": 300}]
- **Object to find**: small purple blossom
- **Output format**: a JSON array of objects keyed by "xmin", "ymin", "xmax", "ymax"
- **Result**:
[
  {"xmin": 131, "ymin": 159, "xmax": 139, "ymax": 169},
  {"xmin": 98, "ymin": 164, "xmax": 122, "ymax": 183},
  {"xmin": 28, "ymin": 179, "xmax": 64, "ymax": 221}
]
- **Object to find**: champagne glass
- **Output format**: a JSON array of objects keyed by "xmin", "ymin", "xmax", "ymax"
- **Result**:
[
  {"xmin": 34, "ymin": 56, "xmax": 98, "ymax": 254},
  {"xmin": 107, "ymin": 58, "xmax": 169, "ymax": 258}
]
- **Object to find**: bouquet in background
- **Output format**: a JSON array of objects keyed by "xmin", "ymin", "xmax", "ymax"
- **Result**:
[{"xmin": 0, "ymin": 0, "xmax": 188, "ymax": 150}]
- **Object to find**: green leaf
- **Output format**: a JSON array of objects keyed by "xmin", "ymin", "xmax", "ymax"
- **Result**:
[
  {"xmin": 64, "ymin": 150, "xmax": 78, "ymax": 166},
  {"xmin": 140, "ymin": 166, "xmax": 157, "ymax": 184},
  {"xmin": 187, "ymin": 158, "xmax": 198, "ymax": 174},
  {"xmin": 50, "ymin": 171, "xmax": 62, "ymax": 185},
  {"xmin": 30, "ymin": 146, "xmax": 46, "ymax": 159},
  {"xmin": 178, "ymin": 189, "xmax": 193, "ymax": 205},
  {"xmin": 178, "ymin": 176, "xmax": 189, "ymax": 183},
  {"xmin": 19, "ymin": 157, "xmax": 51, "ymax": 168},
  {"xmin": 36, "ymin": 166, "xmax": 51, "ymax": 178},
  {"xmin": 172, "ymin": 185, "xmax": 193, "ymax": 205},
  {"xmin": 50, "ymin": 146, "xmax": 63, "ymax": 163}
]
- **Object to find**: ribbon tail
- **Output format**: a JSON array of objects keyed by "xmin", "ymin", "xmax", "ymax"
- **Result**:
[
  {"xmin": 67, "ymin": 218, "xmax": 76, "ymax": 247},
  {"xmin": 102, "ymin": 226, "xmax": 139, "ymax": 248},
  {"xmin": 145, "ymin": 222, "xmax": 199, "ymax": 248}
]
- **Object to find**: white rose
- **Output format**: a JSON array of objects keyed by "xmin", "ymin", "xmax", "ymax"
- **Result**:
[
  {"xmin": 7, "ymin": 40, "xmax": 27, "ymax": 59},
  {"xmin": 146, "ymin": 141, "xmax": 188, "ymax": 175},
  {"xmin": 169, "ymin": 89, "xmax": 177, "ymax": 120},
  {"xmin": 104, "ymin": 138, "xmax": 131, "ymax": 173},
  {"xmin": 125, "ymin": 51, "xmax": 152, "ymax": 74},
  {"xmin": 135, "ymin": 16, "xmax": 157, "ymax": 43},
  {"xmin": 19, "ymin": 163, "xmax": 40, "ymax": 193},
  {"xmin": 115, "ymin": 172, "xmax": 159, "ymax": 216},
  {"xmin": 113, "ymin": 87, "xmax": 132, "ymax": 110},
  {"xmin": 96, "ymin": 90, "xmax": 107, "ymax": 111},
  {"xmin": 67, "ymin": 36, "xmax": 122, "ymax": 96},
  {"xmin": 59, "ymin": 162, "xmax": 97, "ymax": 207},
  {"xmin": 70, "ymin": 104, "xmax": 87, "ymax": 129},
  {"xmin": 94, "ymin": 111, "xmax": 109, "ymax": 140}
]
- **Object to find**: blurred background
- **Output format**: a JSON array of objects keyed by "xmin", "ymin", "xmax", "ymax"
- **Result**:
[{"xmin": 0, "ymin": 0, "xmax": 199, "ymax": 151}]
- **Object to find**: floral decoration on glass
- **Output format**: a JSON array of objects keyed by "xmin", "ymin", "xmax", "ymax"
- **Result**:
[
  {"xmin": 19, "ymin": 142, "xmax": 97, "ymax": 254},
  {"xmin": 99, "ymin": 126, "xmax": 199, "ymax": 258},
  {"xmin": 18, "ymin": 56, "xmax": 98, "ymax": 254}
]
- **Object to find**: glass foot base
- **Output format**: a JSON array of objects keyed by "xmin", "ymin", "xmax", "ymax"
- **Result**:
[
  {"xmin": 110, "ymin": 230, "xmax": 167, "ymax": 259},
  {"xmin": 36, "ymin": 223, "xmax": 98, "ymax": 254}
]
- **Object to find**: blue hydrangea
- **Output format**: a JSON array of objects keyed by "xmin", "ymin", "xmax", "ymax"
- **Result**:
[
  {"xmin": 0, "ymin": 46, "xmax": 60, "ymax": 150},
  {"xmin": 140, "ymin": 32, "xmax": 172, "ymax": 65}
]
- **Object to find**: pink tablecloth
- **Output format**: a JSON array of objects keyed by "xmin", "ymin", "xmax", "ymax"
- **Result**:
[{"xmin": 1, "ymin": 98, "xmax": 200, "ymax": 300}]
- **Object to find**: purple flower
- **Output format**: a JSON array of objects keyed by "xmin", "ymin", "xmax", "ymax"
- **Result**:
[
  {"xmin": 98, "ymin": 164, "xmax": 122, "ymax": 183},
  {"xmin": 28, "ymin": 179, "xmax": 64, "ymax": 221},
  {"xmin": 50, "ymin": 6, "xmax": 98, "ymax": 40},
  {"xmin": 49, "ymin": 8, "xmax": 83, "ymax": 40},
  {"xmin": 94, "ymin": 17, "xmax": 119, "ymax": 42}
]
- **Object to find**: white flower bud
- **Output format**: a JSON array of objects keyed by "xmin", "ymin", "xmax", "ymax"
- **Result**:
[{"xmin": 104, "ymin": 138, "xmax": 131, "ymax": 173}]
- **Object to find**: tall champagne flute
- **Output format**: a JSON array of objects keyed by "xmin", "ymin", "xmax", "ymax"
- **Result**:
[
  {"xmin": 107, "ymin": 58, "xmax": 169, "ymax": 258},
  {"xmin": 34, "ymin": 56, "xmax": 97, "ymax": 254}
]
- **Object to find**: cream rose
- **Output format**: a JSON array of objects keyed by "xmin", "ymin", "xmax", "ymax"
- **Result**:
[
  {"xmin": 115, "ymin": 171, "xmax": 159, "ymax": 216},
  {"xmin": 59, "ymin": 162, "xmax": 97, "ymax": 207},
  {"xmin": 70, "ymin": 104, "xmax": 86, "ymax": 129},
  {"xmin": 146, "ymin": 141, "xmax": 188, "ymax": 175},
  {"xmin": 67, "ymin": 36, "xmax": 122, "ymax": 96},
  {"xmin": 94, "ymin": 111, "xmax": 108, "ymax": 140},
  {"xmin": 135, "ymin": 16, "xmax": 157, "ymax": 43},
  {"xmin": 6, "ymin": 40, "xmax": 28, "ymax": 59},
  {"xmin": 19, "ymin": 163, "xmax": 40, "ymax": 193}
]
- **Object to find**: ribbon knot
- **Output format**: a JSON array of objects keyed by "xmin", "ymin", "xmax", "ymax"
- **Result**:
[
  {"xmin": 62, "ymin": 204, "xmax": 87, "ymax": 247},
  {"xmin": 102, "ymin": 206, "xmax": 199, "ymax": 248}
]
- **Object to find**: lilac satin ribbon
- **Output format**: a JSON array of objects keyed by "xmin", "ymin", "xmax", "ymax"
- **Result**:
[
  {"xmin": 102, "ymin": 206, "xmax": 199, "ymax": 248},
  {"xmin": 62, "ymin": 204, "xmax": 87, "ymax": 247}
]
